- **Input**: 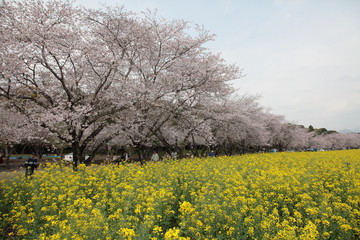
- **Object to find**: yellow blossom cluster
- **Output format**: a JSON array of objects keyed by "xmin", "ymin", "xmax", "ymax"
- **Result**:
[{"xmin": 0, "ymin": 150, "xmax": 359, "ymax": 239}]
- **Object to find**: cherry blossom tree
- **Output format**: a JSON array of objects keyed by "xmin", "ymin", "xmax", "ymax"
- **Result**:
[
  {"xmin": 0, "ymin": 1, "xmax": 140, "ymax": 168},
  {"xmin": 342, "ymin": 133, "xmax": 360, "ymax": 149},
  {"xmin": 1, "ymin": 0, "xmax": 240, "ymax": 166},
  {"xmin": 208, "ymin": 95, "xmax": 266, "ymax": 154},
  {"xmin": 89, "ymin": 9, "xmax": 240, "ymax": 162},
  {"xmin": 0, "ymin": 106, "xmax": 27, "ymax": 164},
  {"xmin": 266, "ymin": 122, "xmax": 312, "ymax": 152},
  {"xmin": 152, "ymin": 99, "xmax": 219, "ymax": 157},
  {"xmin": 0, "ymin": 104, "xmax": 52, "ymax": 164}
]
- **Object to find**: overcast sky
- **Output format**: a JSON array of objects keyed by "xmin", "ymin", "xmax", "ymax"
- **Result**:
[{"xmin": 77, "ymin": 0, "xmax": 360, "ymax": 131}]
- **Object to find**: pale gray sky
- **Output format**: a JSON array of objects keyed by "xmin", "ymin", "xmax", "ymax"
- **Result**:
[{"xmin": 77, "ymin": 0, "xmax": 360, "ymax": 131}]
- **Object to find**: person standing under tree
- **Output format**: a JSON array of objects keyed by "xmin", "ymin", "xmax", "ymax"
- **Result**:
[
  {"xmin": 25, "ymin": 154, "xmax": 38, "ymax": 178},
  {"xmin": 122, "ymin": 152, "xmax": 129, "ymax": 162},
  {"xmin": 171, "ymin": 151, "xmax": 178, "ymax": 160},
  {"xmin": 151, "ymin": 151, "xmax": 160, "ymax": 162}
]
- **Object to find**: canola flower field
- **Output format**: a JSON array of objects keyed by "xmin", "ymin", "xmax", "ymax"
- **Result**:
[{"xmin": 0, "ymin": 150, "xmax": 359, "ymax": 240}]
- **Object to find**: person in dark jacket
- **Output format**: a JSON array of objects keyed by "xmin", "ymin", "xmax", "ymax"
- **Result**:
[{"xmin": 25, "ymin": 154, "xmax": 38, "ymax": 178}]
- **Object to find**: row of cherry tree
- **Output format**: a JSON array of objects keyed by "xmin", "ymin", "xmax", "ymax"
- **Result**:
[{"xmin": 1, "ymin": 0, "xmax": 359, "ymax": 166}]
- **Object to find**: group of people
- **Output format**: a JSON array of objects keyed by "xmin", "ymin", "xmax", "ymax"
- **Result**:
[
  {"xmin": 151, "ymin": 151, "xmax": 179, "ymax": 162},
  {"xmin": 112, "ymin": 152, "xmax": 130, "ymax": 164},
  {"xmin": 209, "ymin": 151, "xmax": 220, "ymax": 157}
]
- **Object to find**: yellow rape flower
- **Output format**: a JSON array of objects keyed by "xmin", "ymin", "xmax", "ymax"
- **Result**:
[
  {"xmin": 299, "ymin": 221, "xmax": 319, "ymax": 240},
  {"xmin": 153, "ymin": 225, "xmax": 163, "ymax": 234},
  {"xmin": 164, "ymin": 228, "xmax": 190, "ymax": 240},
  {"xmin": 119, "ymin": 228, "xmax": 136, "ymax": 239},
  {"xmin": 179, "ymin": 201, "xmax": 195, "ymax": 214}
]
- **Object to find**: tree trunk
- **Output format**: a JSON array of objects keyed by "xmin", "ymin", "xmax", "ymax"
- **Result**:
[
  {"xmin": 72, "ymin": 142, "xmax": 81, "ymax": 170},
  {"xmin": 5, "ymin": 144, "xmax": 10, "ymax": 165}
]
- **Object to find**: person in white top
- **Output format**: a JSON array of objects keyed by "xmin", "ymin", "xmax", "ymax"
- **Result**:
[{"xmin": 151, "ymin": 151, "xmax": 160, "ymax": 162}]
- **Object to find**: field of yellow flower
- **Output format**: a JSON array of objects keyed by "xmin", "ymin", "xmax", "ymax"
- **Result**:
[{"xmin": 1, "ymin": 150, "xmax": 359, "ymax": 239}]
